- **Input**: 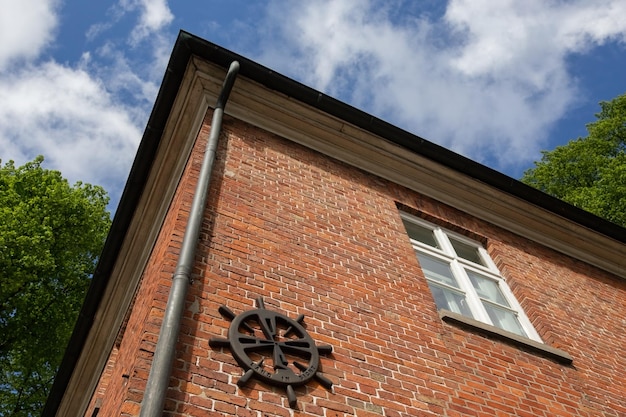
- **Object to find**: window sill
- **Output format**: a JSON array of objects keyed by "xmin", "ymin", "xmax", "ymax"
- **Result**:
[{"xmin": 439, "ymin": 310, "xmax": 573, "ymax": 365}]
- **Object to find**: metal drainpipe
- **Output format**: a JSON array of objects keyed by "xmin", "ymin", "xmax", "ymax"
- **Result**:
[{"xmin": 139, "ymin": 61, "xmax": 240, "ymax": 417}]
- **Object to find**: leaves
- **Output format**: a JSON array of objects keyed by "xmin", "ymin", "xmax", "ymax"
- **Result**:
[
  {"xmin": 0, "ymin": 157, "xmax": 111, "ymax": 416},
  {"xmin": 522, "ymin": 93, "xmax": 626, "ymax": 227}
]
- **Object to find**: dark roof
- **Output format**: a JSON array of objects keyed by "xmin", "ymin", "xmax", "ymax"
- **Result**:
[{"xmin": 43, "ymin": 30, "xmax": 626, "ymax": 415}]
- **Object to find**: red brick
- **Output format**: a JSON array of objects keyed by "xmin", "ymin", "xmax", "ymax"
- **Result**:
[{"xmin": 84, "ymin": 114, "xmax": 626, "ymax": 417}]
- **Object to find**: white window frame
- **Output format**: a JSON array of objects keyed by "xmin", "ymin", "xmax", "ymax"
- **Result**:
[{"xmin": 400, "ymin": 212, "xmax": 542, "ymax": 343}]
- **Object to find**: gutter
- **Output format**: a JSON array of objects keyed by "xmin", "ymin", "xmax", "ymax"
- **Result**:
[{"xmin": 139, "ymin": 61, "xmax": 240, "ymax": 417}]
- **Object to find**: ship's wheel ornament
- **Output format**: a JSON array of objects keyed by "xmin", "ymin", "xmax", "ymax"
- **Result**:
[{"xmin": 209, "ymin": 297, "xmax": 333, "ymax": 408}]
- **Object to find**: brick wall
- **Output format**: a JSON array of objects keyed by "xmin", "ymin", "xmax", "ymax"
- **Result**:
[{"xmin": 86, "ymin": 112, "xmax": 626, "ymax": 416}]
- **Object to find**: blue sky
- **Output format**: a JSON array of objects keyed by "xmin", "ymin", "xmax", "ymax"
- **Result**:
[{"xmin": 1, "ymin": 0, "xmax": 626, "ymax": 210}]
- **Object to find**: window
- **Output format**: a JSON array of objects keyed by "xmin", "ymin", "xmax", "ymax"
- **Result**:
[{"xmin": 401, "ymin": 213, "xmax": 542, "ymax": 342}]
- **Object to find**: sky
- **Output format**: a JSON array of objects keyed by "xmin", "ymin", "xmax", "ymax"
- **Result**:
[{"xmin": 1, "ymin": 0, "xmax": 626, "ymax": 210}]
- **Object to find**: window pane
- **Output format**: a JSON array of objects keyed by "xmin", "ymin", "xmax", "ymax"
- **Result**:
[
  {"xmin": 483, "ymin": 303, "xmax": 527, "ymax": 337},
  {"xmin": 402, "ymin": 220, "xmax": 439, "ymax": 248},
  {"xmin": 427, "ymin": 282, "xmax": 473, "ymax": 317},
  {"xmin": 417, "ymin": 254, "xmax": 459, "ymax": 288},
  {"xmin": 450, "ymin": 238, "xmax": 485, "ymax": 266},
  {"xmin": 467, "ymin": 271, "xmax": 509, "ymax": 306}
]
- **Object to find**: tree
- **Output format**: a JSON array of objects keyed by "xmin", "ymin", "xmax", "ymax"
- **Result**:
[
  {"xmin": 0, "ymin": 156, "xmax": 111, "ymax": 416},
  {"xmin": 522, "ymin": 93, "xmax": 626, "ymax": 227}
]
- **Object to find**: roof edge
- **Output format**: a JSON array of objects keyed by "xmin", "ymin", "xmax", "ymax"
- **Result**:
[
  {"xmin": 42, "ymin": 31, "xmax": 194, "ymax": 416},
  {"xmin": 178, "ymin": 30, "xmax": 625, "ymax": 243}
]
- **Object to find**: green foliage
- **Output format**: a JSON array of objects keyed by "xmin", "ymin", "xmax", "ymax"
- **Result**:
[
  {"xmin": 522, "ymin": 93, "xmax": 626, "ymax": 227},
  {"xmin": 0, "ymin": 156, "xmax": 111, "ymax": 416}
]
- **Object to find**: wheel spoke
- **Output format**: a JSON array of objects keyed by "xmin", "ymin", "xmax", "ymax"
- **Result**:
[
  {"xmin": 255, "ymin": 311, "xmax": 278, "ymax": 340},
  {"xmin": 237, "ymin": 335, "xmax": 274, "ymax": 353},
  {"xmin": 278, "ymin": 339, "xmax": 315, "ymax": 356},
  {"xmin": 273, "ymin": 344, "xmax": 290, "ymax": 369}
]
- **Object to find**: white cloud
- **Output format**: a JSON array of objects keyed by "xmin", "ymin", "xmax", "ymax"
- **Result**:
[
  {"xmin": 0, "ymin": 62, "xmax": 141, "ymax": 195},
  {"xmin": 0, "ymin": 0, "xmax": 59, "ymax": 69},
  {"xmin": 117, "ymin": 0, "xmax": 174, "ymax": 44},
  {"xmin": 0, "ymin": 0, "xmax": 174, "ymax": 207},
  {"xmin": 90, "ymin": 44, "xmax": 160, "ymax": 110},
  {"xmin": 445, "ymin": 0, "xmax": 626, "ymax": 83},
  {"xmin": 258, "ymin": 0, "xmax": 626, "ymax": 172}
]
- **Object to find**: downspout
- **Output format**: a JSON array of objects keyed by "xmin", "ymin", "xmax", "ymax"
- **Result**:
[{"xmin": 139, "ymin": 61, "xmax": 240, "ymax": 417}]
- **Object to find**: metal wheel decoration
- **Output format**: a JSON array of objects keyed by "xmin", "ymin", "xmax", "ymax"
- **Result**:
[{"xmin": 209, "ymin": 297, "xmax": 333, "ymax": 408}]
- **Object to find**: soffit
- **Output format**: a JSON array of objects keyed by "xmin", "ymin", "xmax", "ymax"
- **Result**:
[{"xmin": 192, "ymin": 57, "xmax": 625, "ymax": 279}]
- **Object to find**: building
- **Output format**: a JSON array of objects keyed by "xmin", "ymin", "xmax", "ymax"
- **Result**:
[{"xmin": 44, "ymin": 31, "xmax": 626, "ymax": 416}]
